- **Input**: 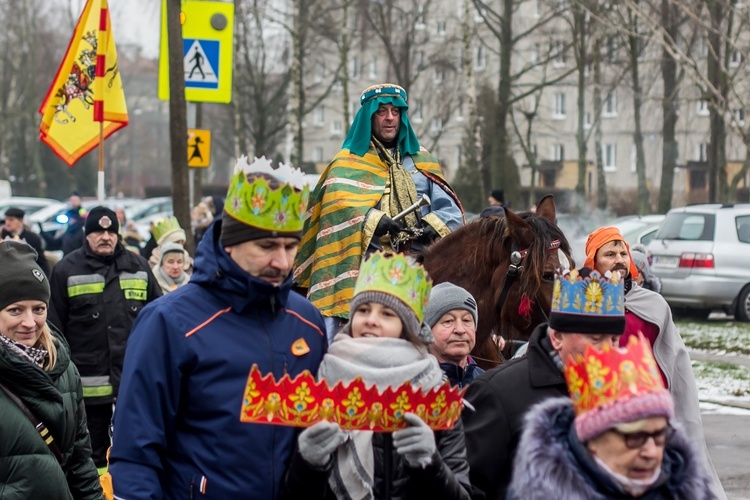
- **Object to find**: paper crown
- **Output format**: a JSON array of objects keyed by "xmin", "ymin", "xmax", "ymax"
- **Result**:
[
  {"xmin": 240, "ymin": 365, "xmax": 463, "ymax": 432},
  {"xmin": 354, "ymin": 252, "xmax": 432, "ymax": 323},
  {"xmin": 360, "ymin": 83, "xmax": 408, "ymax": 105},
  {"xmin": 565, "ymin": 334, "xmax": 674, "ymax": 441},
  {"xmin": 152, "ymin": 216, "xmax": 183, "ymax": 243},
  {"xmin": 549, "ymin": 269, "xmax": 625, "ymax": 334},
  {"xmin": 224, "ymin": 156, "xmax": 310, "ymax": 233}
]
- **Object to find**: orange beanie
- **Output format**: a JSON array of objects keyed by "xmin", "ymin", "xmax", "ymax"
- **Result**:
[{"xmin": 583, "ymin": 226, "xmax": 639, "ymax": 279}]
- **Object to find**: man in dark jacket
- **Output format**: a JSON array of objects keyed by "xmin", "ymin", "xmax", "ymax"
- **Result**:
[
  {"xmin": 109, "ymin": 159, "xmax": 328, "ymax": 498},
  {"xmin": 2, "ymin": 206, "xmax": 50, "ymax": 276},
  {"xmin": 424, "ymin": 282, "xmax": 484, "ymax": 388},
  {"xmin": 462, "ymin": 267, "xmax": 625, "ymax": 499},
  {"xmin": 48, "ymin": 206, "xmax": 161, "ymax": 470}
]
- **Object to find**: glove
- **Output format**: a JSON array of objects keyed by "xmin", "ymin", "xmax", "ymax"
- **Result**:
[
  {"xmin": 417, "ymin": 223, "xmax": 440, "ymax": 244},
  {"xmin": 298, "ymin": 420, "xmax": 346, "ymax": 468},
  {"xmin": 373, "ymin": 215, "xmax": 405, "ymax": 238},
  {"xmin": 393, "ymin": 413, "xmax": 436, "ymax": 468}
]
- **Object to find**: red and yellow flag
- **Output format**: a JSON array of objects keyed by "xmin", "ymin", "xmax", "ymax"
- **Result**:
[{"xmin": 39, "ymin": 0, "xmax": 128, "ymax": 166}]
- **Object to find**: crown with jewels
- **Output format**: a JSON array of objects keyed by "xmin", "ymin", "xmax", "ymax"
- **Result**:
[
  {"xmin": 355, "ymin": 252, "xmax": 432, "ymax": 323},
  {"xmin": 239, "ymin": 365, "xmax": 464, "ymax": 432},
  {"xmin": 565, "ymin": 334, "xmax": 674, "ymax": 441},
  {"xmin": 360, "ymin": 83, "xmax": 408, "ymax": 105},
  {"xmin": 224, "ymin": 156, "xmax": 310, "ymax": 233},
  {"xmin": 152, "ymin": 216, "xmax": 183, "ymax": 243},
  {"xmin": 550, "ymin": 268, "xmax": 625, "ymax": 334}
]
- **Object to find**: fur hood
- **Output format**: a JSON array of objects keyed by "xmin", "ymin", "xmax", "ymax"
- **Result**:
[{"xmin": 508, "ymin": 398, "xmax": 716, "ymax": 500}]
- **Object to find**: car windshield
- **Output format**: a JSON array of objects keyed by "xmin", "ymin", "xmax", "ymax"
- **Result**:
[{"xmin": 655, "ymin": 212, "xmax": 715, "ymax": 241}]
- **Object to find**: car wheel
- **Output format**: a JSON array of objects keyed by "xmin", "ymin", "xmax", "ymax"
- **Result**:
[{"xmin": 736, "ymin": 285, "xmax": 750, "ymax": 322}]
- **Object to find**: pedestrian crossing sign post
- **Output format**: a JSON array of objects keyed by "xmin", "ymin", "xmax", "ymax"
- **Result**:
[
  {"xmin": 158, "ymin": 0, "xmax": 234, "ymax": 104},
  {"xmin": 187, "ymin": 129, "xmax": 211, "ymax": 168}
]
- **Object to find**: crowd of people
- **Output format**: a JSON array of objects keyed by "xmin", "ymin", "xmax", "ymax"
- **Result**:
[{"xmin": 0, "ymin": 82, "xmax": 725, "ymax": 499}]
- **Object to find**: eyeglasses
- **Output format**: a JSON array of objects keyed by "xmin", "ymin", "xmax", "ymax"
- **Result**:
[{"xmin": 611, "ymin": 425, "xmax": 674, "ymax": 449}]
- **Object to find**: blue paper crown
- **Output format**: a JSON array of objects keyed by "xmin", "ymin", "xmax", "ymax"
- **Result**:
[
  {"xmin": 360, "ymin": 83, "xmax": 408, "ymax": 105},
  {"xmin": 550, "ymin": 269, "xmax": 625, "ymax": 334}
]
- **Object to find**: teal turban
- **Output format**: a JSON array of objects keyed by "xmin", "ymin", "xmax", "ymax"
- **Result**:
[{"xmin": 342, "ymin": 83, "xmax": 421, "ymax": 157}]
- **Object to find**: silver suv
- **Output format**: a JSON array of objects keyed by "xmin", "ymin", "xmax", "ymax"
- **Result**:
[{"xmin": 648, "ymin": 204, "xmax": 750, "ymax": 321}]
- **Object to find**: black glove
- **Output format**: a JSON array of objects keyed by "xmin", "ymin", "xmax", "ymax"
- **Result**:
[
  {"xmin": 418, "ymin": 223, "xmax": 440, "ymax": 244},
  {"xmin": 374, "ymin": 215, "xmax": 405, "ymax": 237}
]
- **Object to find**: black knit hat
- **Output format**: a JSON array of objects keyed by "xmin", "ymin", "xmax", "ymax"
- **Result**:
[
  {"xmin": 489, "ymin": 189, "xmax": 504, "ymax": 203},
  {"xmin": 4, "ymin": 207, "xmax": 25, "ymax": 219},
  {"xmin": 0, "ymin": 241, "xmax": 50, "ymax": 311},
  {"xmin": 85, "ymin": 206, "xmax": 119, "ymax": 235}
]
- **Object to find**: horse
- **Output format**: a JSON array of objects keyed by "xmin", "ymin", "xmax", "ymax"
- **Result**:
[{"xmin": 421, "ymin": 195, "xmax": 572, "ymax": 370}]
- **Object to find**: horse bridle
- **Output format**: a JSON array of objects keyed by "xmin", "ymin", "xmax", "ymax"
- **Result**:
[{"xmin": 495, "ymin": 238, "xmax": 562, "ymax": 323}]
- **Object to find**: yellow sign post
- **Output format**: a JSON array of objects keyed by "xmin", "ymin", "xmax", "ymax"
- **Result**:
[
  {"xmin": 158, "ymin": 0, "xmax": 234, "ymax": 103},
  {"xmin": 187, "ymin": 129, "xmax": 211, "ymax": 168}
]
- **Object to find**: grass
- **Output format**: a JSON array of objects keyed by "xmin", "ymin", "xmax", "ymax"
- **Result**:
[
  {"xmin": 692, "ymin": 360, "xmax": 750, "ymax": 398},
  {"xmin": 676, "ymin": 319, "xmax": 750, "ymax": 356}
]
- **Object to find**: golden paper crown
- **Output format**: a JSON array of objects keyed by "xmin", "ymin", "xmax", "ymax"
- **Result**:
[
  {"xmin": 564, "ymin": 333, "xmax": 668, "ymax": 418},
  {"xmin": 240, "ymin": 365, "xmax": 464, "ymax": 432},
  {"xmin": 224, "ymin": 156, "xmax": 310, "ymax": 233},
  {"xmin": 152, "ymin": 216, "xmax": 183, "ymax": 243}
]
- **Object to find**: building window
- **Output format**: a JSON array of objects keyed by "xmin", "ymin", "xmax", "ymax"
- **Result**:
[
  {"xmin": 368, "ymin": 57, "xmax": 377, "ymax": 79},
  {"xmin": 456, "ymin": 97, "xmax": 464, "ymax": 121},
  {"xmin": 474, "ymin": 45, "xmax": 486, "ymax": 70},
  {"xmin": 553, "ymin": 92, "xmax": 566, "ymax": 119},
  {"xmin": 532, "ymin": 43, "xmax": 541, "ymax": 64},
  {"xmin": 604, "ymin": 91, "xmax": 617, "ymax": 117},
  {"xmin": 699, "ymin": 37, "xmax": 708, "ymax": 58},
  {"xmin": 697, "ymin": 143, "xmax": 708, "ymax": 162},
  {"xmin": 331, "ymin": 120, "xmax": 343, "ymax": 134},
  {"xmin": 552, "ymin": 40, "xmax": 566, "ymax": 66},
  {"xmin": 415, "ymin": 4, "xmax": 426, "ymax": 29},
  {"xmin": 697, "ymin": 100, "xmax": 709, "ymax": 116},
  {"xmin": 690, "ymin": 169, "xmax": 707, "ymax": 190},
  {"xmin": 414, "ymin": 51, "xmax": 425, "ymax": 72},
  {"xmin": 584, "ymin": 111, "xmax": 592, "ymax": 129},
  {"xmin": 735, "ymin": 108, "xmax": 745, "ymax": 125},
  {"xmin": 412, "ymin": 99, "xmax": 423, "ymax": 122},
  {"xmin": 630, "ymin": 143, "xmax": 637, "ymax": 172},
  {"xmin": 535, "ymin": 0, "xmax": 542, "ymax": 17},
  {"xmin": 314, "ymin": 106, "xmax": 324, "ymax": 126},
  {"xmin": 431, "ymin": 117, "xmax": 443, "ymax": 132},
  {"xmin": 437, "ymin": 20, "xmax": 446, "ymax": 35},
  {"xmin": 552, "ymin": 143, "xmax": 565, "ymax": 161},
  {"xmin": 349, "ymin": 100, "xmax": 358, "ymax": 118},
  {"xmin": 314, "ymin": 62, "xmax": 325, "ymax": 83},
  {"xmin": 532, "ymin": 144, "xmax": 538, "ymax": 159},
  {"xmin": 350, "ymin": 57, "xmax": 359, "ymax": 79},
  {"xmin": 455, "ymin": 146, "xmax": 462, "ymax": 168},
  {"xmin": 312, "ymin": 146, "xmax": 324, "ymax": 162},
  {"xmin": 603, "ymin": 143, "xmax": 617, "ymax": 171},
  {"xmin": 606, "ymin": 36, "xmax": 618, "ymax": 63},
  {"xmin": 730, "ymin": 50, "xmax": 742, "ymax": 67},
  {"xmin": 435, "ymin": 67, "xmax": 444, "ymax": 83}
]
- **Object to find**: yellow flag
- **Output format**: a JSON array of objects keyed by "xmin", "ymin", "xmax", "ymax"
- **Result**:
[{"xmin": 39, "ymin": 0, "xmax": 128, "ymax": 166}]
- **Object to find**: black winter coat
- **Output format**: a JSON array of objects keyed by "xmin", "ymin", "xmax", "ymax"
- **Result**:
[
  {"xmin": 281, "ymin": 420, "xmax": 472, "ymax": 500},
  {"xmin": 48, "ymin": 241, "xmax": 161, "ymax": 404},
  {"xmin": 0, "ymin": 327, "xmax": 103, "ymax": 499},
  {"xmin": 461, "ymin": 323, "xmax": 569, "ymax": 500}
]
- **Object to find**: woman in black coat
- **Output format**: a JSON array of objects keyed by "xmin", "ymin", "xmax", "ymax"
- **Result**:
[{"xmin": 0, "ymin": 241, "xmax": 103, "ymax": 499}]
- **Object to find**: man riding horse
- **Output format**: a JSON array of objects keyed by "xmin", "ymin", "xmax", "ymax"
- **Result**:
[{"xmin": 294, "ymin": 83, "xmax": 463, "ymax": 340}]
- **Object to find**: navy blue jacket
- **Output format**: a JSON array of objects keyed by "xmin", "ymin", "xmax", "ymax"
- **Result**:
[
  {"xmin": 109, "ymin": 221, "xmax": 327, "ymax": 499},
  {"xmin": 439, "ymin": 358, "xmax": 484, "ymax": 388}
]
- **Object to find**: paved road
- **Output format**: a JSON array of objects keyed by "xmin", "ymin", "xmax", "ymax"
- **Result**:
[{"xmin": 705, "ymin": 414, "xmax": 750, "ymax": 499}]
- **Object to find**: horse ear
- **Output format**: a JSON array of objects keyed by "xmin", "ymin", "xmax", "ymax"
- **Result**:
[
  {"xmin": 503, "ymin": 206, "xmax": 531, "ymax": 246},
  {"xmin": 535, "ymin": 194, "xmax": 556, "ymax": 224}
]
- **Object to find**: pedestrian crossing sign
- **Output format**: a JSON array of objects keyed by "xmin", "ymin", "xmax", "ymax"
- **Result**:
[
  {"xmin": 187, "ymin": 129, "xmax": 211, "ymax": 168},
  {"xmin": 158, "ymin": 0, "xmax": 234, "ymax": 103}
]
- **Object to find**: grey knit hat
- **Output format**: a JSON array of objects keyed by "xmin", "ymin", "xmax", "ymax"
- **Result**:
[
  {"xmin": 343, "ymin": 291, "xmax": 435, "ymax": 344},
  {"xmin": 424, "ymin": 282, "xmax": 478, "ymax": 328},
  {"xmin": 0, "ymin": 241, "xmax": 50, "ymax": 311}
]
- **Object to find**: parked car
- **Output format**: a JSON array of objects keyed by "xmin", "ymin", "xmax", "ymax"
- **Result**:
[
  {"xmin": 125, "ymin": 197, "xmax": 172, "ymax": 224},
  {"xmin": 648, "ymin": 203, "xmax": 750, "ymax": 321},
  {"xmin": 0, "ymin": 197, "xmax": 60, "ymax": 221}
]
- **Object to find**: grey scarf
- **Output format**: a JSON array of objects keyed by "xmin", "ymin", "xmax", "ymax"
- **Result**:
[
  {"xmin": 320, "ymin": 334, "xmax": 444, "ymax": 499},
  {"xmin": 0, "ymin": 333, "xmax": 48, "ymax": 367}
]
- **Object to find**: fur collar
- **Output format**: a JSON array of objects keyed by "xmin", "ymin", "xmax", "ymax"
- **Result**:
[{"xmin": 508, "ymin": 398, "xmax": 715, "ymax": 500}]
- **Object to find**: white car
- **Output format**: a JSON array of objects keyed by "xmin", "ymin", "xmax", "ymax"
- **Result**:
[{"xmin": 0, "ymin": 197, "xmax": 61, "ymax": 221}]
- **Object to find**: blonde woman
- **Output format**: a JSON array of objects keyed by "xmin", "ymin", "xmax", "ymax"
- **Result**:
[{"xmin": 0, "ymin": 241, "xmax": 103, "ymax": 499}]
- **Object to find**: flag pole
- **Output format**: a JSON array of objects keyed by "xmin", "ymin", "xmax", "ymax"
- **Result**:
[{"xmin": 98, "ymin": 121, "xmax": 105, "ymax": 201}]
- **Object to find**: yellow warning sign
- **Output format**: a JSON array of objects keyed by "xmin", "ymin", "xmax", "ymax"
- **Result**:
[{"xmin": 187, "ymin": 129, "xmax": 211, "ymax": 168}]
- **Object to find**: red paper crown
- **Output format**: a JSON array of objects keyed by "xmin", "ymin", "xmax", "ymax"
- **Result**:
[
  {"xmin": 564, "ymin": 333, "xmax": 667, "ymax": 417},
  {"xmin": 239, "ymin": 365, "xmax": 464, "ymax": 432}
]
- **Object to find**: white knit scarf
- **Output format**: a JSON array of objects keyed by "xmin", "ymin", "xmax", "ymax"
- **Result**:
[{"xmin": 320, "ymin": 334, "xmax": 444, "ymax": 500}]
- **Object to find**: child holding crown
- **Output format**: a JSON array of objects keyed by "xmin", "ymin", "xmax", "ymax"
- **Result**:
[{"xmin": 281, "ymin": 252, "xmax": 471, "ymax": 500}]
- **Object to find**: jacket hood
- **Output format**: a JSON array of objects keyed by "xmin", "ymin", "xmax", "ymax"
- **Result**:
[
  {"xmin": 509, "ymin": 397, "xmax": 714, "ymax": 500},
  {"xmin": 191, "ymin": 219, "xmax": 294, "ymax": 313}
]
